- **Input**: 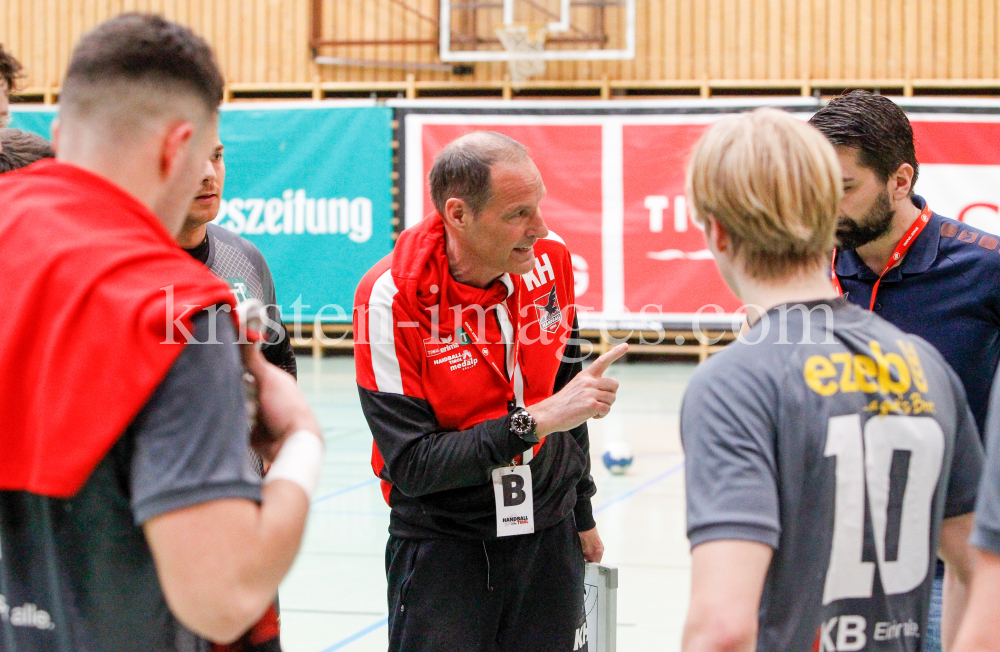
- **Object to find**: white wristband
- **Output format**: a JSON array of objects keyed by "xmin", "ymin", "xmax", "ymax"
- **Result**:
[{"xmin": 263, "ymin": 429, "xmax": 324, "ymax": 499}]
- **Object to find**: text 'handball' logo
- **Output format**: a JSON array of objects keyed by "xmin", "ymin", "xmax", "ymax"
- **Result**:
[{"xmin": 534, "ymin": 286, "xmax": 562, "ymax": 333}]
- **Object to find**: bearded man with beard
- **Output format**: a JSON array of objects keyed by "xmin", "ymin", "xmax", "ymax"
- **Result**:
[{"xmin": 811, "ymin": 90, "xmax": 1000, "ymax": 652}]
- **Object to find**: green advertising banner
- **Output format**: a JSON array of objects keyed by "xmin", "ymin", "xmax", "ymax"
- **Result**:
[
  {"xmin": 214, "ymin": 101, "xmax": 393, "ymax": 322},
  {"xmin": 10, "ymin": 101, "xmax": 394, "ymax": 322}
]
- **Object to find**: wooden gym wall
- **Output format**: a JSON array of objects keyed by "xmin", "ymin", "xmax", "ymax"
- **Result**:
[{"xmin": 2, "ymin": 0, "xmax": 999, "ymax": 94}]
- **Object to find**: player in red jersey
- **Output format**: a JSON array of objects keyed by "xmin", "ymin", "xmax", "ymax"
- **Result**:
[{"xmin": 0, "ymin": 14, "xmax": 322, "ymax": 651}]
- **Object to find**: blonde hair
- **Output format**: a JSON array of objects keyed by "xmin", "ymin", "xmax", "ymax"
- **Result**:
[{"xmin": 686, "ymin": 108, "xmax": 843, "ymax": 280}]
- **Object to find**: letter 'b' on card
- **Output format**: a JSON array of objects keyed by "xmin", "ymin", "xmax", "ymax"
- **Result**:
[{"xmin": 492, "ymin": 466, "xmax": 534, "ymax": 537}]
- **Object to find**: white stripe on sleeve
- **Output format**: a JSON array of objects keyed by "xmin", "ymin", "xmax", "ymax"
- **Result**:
[{"xmin": 368, "ymin": 270, "xmax": 405, "ymax": 394}]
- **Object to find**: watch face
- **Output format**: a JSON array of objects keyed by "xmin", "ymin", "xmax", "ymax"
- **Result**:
[{"xmin": 512, "ymin": 410, "xmax": 533, "ymax": 435}]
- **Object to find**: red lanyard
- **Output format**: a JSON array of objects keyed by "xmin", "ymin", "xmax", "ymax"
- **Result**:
[
  {"xmin": 461, "ymin": 280, "xmax": 522, "ymax": 385},
  {"xmin": 831, "ymin": 204, "xmax": 932, "ymax": 311}
]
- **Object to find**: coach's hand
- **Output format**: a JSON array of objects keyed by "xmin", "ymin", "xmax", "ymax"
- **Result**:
[
  {"xmin": 242, "ymin": 346, "xmax": 321, "ymax": 462},
  {"xmin": 579, "ymin": 527, "xmax": 604, "ymax": 563},
  {"xmin": 527, "ymin": 343, "xmax": 628, "ymax": 438}
]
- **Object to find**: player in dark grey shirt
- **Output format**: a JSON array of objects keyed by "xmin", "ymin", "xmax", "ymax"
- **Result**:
[
  {"xmin": 684, "ymin": 300, "xmax": 981, "ymax": 651},
  {"xmin": 0, "ymin": 313, "xmax": 259, "ymax": 651},
  {"xmin": 0, "ymin": 16, "xmax": 323, "ymax": 651},
  {"xmin": 680, "ymin": 109, "xmax": 982, "ymax": 652},
  {"xmin": 952, "ymin": 377, "xmax": 1000, "ymax": 651},
  {"xmin": 187, "ymin": 222, "xmax": 297, "ymax": 377},
  {"xmin": 174, "ymin": 130, "xmax": 298, "ymax": 650},
  {"xmin": 177, "ymin": 134, "xmax": 296, "ymax": 378}
]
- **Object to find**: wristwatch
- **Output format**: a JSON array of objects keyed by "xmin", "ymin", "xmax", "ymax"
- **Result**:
[{"xmin": 510, "ymin": 408, "xmax": 540, "ymax": 445}]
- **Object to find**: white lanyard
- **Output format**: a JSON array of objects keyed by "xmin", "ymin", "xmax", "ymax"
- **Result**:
[{"xmin": 495, "ymin": 302, "xmax": 531, "ymax": 463}]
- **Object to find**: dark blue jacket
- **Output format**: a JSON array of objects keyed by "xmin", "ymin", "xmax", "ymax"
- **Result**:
[{"xmin": 836, "ymin": 195, "xmax": 1000, "ymax": 436}]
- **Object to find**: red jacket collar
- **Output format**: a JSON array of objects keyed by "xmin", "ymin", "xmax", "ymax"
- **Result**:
[
  {"xmin": 391, "ymin": 213, "xmax": 516, "ymax": 335},
  {"xmin": 0, "ymin": 160, "xmax": 236, "ymax": 497}
]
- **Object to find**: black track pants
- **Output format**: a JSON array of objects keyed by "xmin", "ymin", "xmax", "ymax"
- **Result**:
[{"xmin": 385, "ymin": 516, "xmax": 589, "ymax": 652}]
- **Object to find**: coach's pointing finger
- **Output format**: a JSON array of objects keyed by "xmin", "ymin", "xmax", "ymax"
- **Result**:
[
  {"xmin": 583, "ymin": 343, "xmax": 629, "ymax": 378},
  {"xmin": 527, "ymin": 344, "xmax": 629, "ymax": 436}
]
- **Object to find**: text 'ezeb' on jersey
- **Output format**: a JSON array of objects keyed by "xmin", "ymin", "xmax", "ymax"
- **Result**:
[{"xmin": 682, "ymin": 298, "xmax": 983, "ymax": 652}]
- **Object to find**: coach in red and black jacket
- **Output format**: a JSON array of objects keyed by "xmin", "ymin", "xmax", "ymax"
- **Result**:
[{"xmin": 354, "ymin": 131, "xmax": 626, "ymax": 652}]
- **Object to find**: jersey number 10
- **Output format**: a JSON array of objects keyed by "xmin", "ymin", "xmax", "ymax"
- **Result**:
[{"xmin": 823, "ymin": 414, "xmax": 945, "ymax": 605}]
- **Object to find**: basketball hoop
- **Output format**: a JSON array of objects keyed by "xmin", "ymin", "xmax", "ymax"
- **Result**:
[{"xmin": 495, "ymin": 24, "xmax": 548, "ymax": 89}]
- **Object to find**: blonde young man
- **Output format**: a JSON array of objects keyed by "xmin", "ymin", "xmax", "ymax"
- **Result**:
[{"xmin": 679, "ymin": 109, "xmax": 982, "ymax": 652}]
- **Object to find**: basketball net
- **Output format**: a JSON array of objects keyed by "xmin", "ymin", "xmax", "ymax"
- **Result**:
[{"xmin": 495, "ymin": 24, "xmax": 548, "ymax": 89}]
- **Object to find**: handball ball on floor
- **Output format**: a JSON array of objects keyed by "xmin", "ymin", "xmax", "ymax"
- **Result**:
[{"xmin": 602, "ymin": 442, "xmax": 634, "ymax": 475}]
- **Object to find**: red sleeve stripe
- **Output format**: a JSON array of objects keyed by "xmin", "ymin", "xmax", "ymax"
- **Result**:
[{"xmin": 368, "ymin": 269, "xmax": 405, "ymax": 394}]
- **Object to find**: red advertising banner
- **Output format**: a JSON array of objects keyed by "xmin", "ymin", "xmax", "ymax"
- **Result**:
[
  {"xmin": 417, "ymin": 123, "xmax": 606, "ymax": 312},
  {"xmin": 911, "ymin": 118, "xmax": 1000, "ymax": 231},
  {"xmin": 621, "ymin": 124, "xmax": 738, "ymax": 315},
  {"xmin": 400, "ymin": 104, "xmax": 1000, "ymax": 326}
]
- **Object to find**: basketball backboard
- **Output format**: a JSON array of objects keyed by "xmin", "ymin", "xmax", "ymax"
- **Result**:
[{"xmin": 439, "ymin": 0, "xmax": 635, "ymax": 62}]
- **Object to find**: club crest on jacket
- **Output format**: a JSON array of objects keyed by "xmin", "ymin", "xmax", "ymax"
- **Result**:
[{"xmin": 534, "ymin": 285, "xmax": 562, "ymax": 333}]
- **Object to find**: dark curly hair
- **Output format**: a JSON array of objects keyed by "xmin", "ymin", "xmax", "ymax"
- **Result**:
[{"xmin": 0, "ymin": 43, "xmax": 23, "ymax": 94}]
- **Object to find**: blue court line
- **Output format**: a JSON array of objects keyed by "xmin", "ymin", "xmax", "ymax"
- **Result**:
[
  {"xmin": 308, "ymin": 462, "xmax": 683, "ymax": 651},
  {"xmin": 593, "ymin": 460, "xmax": 686, "ymax": 514},
  {"xmin": 318, "ymin": 616, "xmax": 389, "ymax": 652},
  {"xmin": 311, "ymin": 478, "xmax": 379, "ymax": 506}
]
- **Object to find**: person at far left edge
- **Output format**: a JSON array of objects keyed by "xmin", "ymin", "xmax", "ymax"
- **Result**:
[{"xmin": 354, "ymin": 131, "xmax": 628, "ymax": 652}]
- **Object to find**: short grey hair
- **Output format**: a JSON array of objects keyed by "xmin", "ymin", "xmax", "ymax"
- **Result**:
[{"xmin": 428, "ymin": 131, "xmax": 529, "ymax": 217}]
